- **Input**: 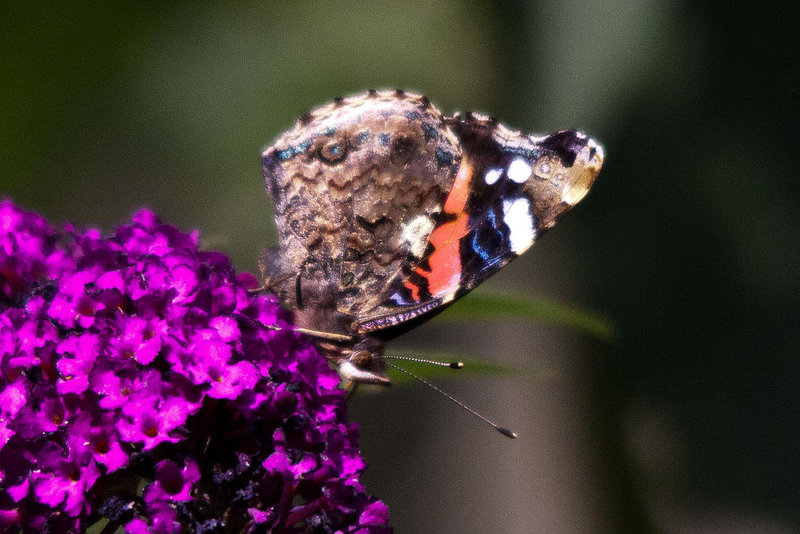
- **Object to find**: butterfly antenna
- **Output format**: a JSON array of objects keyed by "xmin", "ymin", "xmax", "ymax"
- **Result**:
[
  {"xmin": 385, "ymin": 361, "xmax": 517, "ymax": 439},
  {"xmin": 384, "ymin": 355, "xmax": 464, "ymax": 369}
]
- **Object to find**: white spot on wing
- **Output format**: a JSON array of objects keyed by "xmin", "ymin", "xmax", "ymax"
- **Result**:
[
  {"xmin": 507, "ymin": 158, "xmax": 532, "ymax": 183},
  {"xmin": 484, "ymin": 168, "xmax": 503, "ymax": 185},
  {"xmin": 401, "ymin": 215, "xmax": 435, "ymax": 257},
  {"xmin": 502, "ymin": 197, "xmax": 536, "ymax": 254}
]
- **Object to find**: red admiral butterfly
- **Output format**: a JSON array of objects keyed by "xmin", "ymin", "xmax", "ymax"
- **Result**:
[{"xmin": 261, "ymin": 89, "xmax": 603, "ymax": 387}]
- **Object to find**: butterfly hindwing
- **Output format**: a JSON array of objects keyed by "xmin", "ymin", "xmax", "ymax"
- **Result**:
[{"xmin": 261, "ymin": 91, "xmax": 461, "ymax": 319}]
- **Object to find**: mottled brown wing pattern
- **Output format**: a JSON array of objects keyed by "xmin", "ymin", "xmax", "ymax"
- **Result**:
[{"xmin": 260, "ymin": 90, "xmax": 461, "ymax": 323}]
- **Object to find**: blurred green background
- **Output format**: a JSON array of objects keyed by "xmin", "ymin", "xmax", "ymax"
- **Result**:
[{"xmin": 2, "ymin": 2, "xmax": 798, "ymax": 532}]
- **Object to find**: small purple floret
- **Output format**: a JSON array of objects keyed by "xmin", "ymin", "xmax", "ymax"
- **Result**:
[{"xmin": 0, "ymin": 200, "xmax": 389, "ymax": 532}]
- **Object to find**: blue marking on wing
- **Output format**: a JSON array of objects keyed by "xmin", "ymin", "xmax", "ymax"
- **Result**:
[
  {"xmin": 469, "ymin": 207, "xmax": 501, "ymax": 261},
  {"xmin": 471, "ymin": 232, "xmax": 491, "ymax": 260},
  {"xmin": 387, "ymin": 290, "xmax": 414, "ymax": 306},
  {"xmin": 278, "ymin": 139, "xmax": 313, "ymax": 160}
]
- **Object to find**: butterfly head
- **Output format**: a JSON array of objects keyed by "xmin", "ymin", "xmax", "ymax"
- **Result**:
[{"xmin": 329, "ymin": 336, "xmax": 391, "ymax": 386}]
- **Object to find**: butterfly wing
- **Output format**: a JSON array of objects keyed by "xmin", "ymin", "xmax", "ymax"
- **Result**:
[
  {"xmin": 356, "ymin": 114, "xmax": 604, "ymax": 333},
  {"xmin": 261, "ymin": 91, "xmax": 461, "ymax": 326}
]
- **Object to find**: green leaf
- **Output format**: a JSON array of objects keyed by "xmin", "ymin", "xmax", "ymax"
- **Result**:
[
  {"xmin": 436, "ymin": 292, "xmax": 614, "ymax": 341},
  {"xmin": 85, "ymin": 519, "xmax": 112, "ymax": 534}
]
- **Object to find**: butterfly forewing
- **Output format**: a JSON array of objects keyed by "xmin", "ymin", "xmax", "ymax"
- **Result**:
[{"xmin": 357, "ymin": 115, "xmax": 603, "ymax": 332}]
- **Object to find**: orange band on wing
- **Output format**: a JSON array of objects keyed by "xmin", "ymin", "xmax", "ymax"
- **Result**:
[
  {"xmin": 443, "ymin": 163, "xmax": 472, "ymax": 214},
  {"xmin": 423, "ymin": 213, "xmax": 469, "ymax": 295},
  {"xmin": 404, "ymin": 279, "xmax": 421, "ymax": 302},
  {"xmin": 412, "ymin": 161, "xmax": 475, "ymax": 297}
]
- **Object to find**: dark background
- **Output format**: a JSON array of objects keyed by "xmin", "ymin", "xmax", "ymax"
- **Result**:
[{"xmin": 2, "ymin": 2, "xmax": 798, "ymax": 532}]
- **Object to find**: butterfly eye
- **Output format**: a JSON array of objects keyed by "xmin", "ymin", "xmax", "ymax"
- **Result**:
[
  {"xmin": 350, "ymin": 349, "xmax": 372, "ymax": 368},
  {"xmin": 320, "ymin": 138, "xmax": 348, "ymax": 163}
]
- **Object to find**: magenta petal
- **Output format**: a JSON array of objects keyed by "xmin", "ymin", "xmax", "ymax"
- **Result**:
[
  {"xmin": 96, "ymin": 441, "xmax": 128, "ymax": 473},
  {"xmin": 359, "ymin": 500, "xmax": 390, "ymax": 526},
  {"xmin": 124, "ymin": 518, "xmax": 150, "ymax": 534},
  {"xmin": 340, "ymin": 448, "xmax": 366, "ymax": 476},
  {"xmin": 63, "ymin": 460, "xmax": 100, "ymax": 516},
  {"xmin": 131, "ymin": 209, "xmax": 159, "ymax": 228},
  {"xmin": 263, "ymin": 451, "xmax": 291, "ymax": 474},
  {"xmin": 158, "ymin": 397, "xmax": 191, "ymax": 432},
  {"xmin": 289, "ymin": 453, "xmax": 317, "ymax": 477},
  {"xmin": 96, "ymin": 269, "xmax": 125, "ymax": 291},
  {"xmin": 247, "ymin": 507, "xmax": 271, "ymax": 524},
  {"xmin": 171, "ymin": 264, "xmax": 199, "ymax": 301},
  {"xmin": 0, "ymin": 421, "xmax": 14, "ymax": 448},
  {"xmin": 33, "ymin": 473, "xmax": 68, "ymax": 508},
  {"xmin": 7, "ymin": 478, "xmax": 30, "ymax": 502},
  {"xmin": 209, "ymin": 316, "xmax": 240, "ymax": 343},
  {"xmin": 0, "ymin": 379, "xmax": 28, "ymax": 417},
  {"xmin": 207, "ymin": 361, "xmax": 259, "ymax": 399}
]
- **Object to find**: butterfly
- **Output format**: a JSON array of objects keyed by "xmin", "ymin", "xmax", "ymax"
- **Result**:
[{"xmin": 260, "ymin": 89, "xmax": 603, "ymax": 387}]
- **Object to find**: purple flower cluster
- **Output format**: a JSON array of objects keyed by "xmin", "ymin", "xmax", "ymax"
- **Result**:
[{"xmin": 0, "ymin": 201, "xmax": 389, "ymax": 533}]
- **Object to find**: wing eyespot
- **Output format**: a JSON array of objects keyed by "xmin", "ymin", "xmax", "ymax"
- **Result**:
[{"xmin": 320, "ymin": 138, "xmax": 349, "ymax": 164}]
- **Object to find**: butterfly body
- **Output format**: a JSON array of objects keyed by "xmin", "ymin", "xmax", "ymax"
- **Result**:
[{"xmin": 261, "ymin": 90, "xmax": 603, "ymax": 385}]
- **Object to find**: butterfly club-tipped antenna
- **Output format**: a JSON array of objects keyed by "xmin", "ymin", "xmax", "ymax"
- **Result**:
[
  {"xmin": 384, "ymin": 359, "xmax": 518, "ymax": 439},
  {"xmin": 384, "ymin": 354, "xmax": 464, "ymax": 369}
]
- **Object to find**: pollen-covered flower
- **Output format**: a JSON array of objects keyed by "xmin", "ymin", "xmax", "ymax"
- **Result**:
[{"xmin": 0, "ymin": 201, "xmax": 389, "ymax": 533}]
